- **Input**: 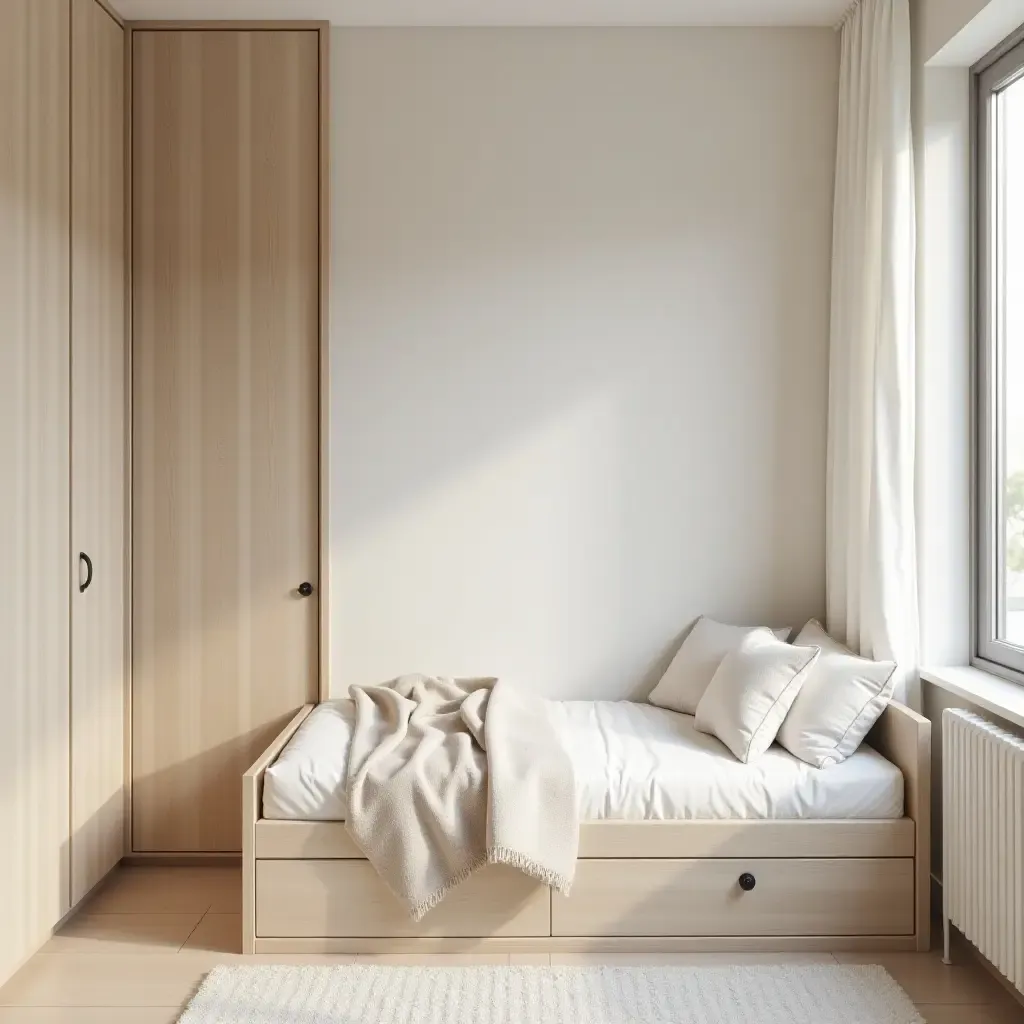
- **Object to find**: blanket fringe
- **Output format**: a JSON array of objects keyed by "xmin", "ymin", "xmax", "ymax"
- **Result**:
[
  {"xmin": 487, "ymin": 846, "xmax": 573, "ymax": 897},
  {"xmin": 408, "ymin": 858, "xmax": 489, "ymax": 922},
  {"xmin": 408, "ymin": 849, "xmax": 574, "ymax": 920}
]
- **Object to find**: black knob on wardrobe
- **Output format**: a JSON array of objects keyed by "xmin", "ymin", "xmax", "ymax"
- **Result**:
[
  {"xmin": 297, "ymin": 582, "xmax": 314, "ymax": 597},
  {"xmin": 738, "ymin": 873, "xmax": 756, "ymax": 892}
]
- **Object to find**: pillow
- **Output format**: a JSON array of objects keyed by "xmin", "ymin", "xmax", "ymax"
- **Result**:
[
  {"xmin": 776, "ymin": 619, "xmax": 897, "ymax": 769},
  {"xmin": 694, "ymin": 630, "xmax": 819, "ymax": 763},
  {"xmin": 648, "ymin": 616, "xmax": 793, "ymax": 716}
]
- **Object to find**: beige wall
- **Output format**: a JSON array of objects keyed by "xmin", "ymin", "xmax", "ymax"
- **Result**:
[
  {"xmin": 329, "ymin": 27, "xmax": 839, "ymax": 699},
  {"xmin": 918, "ymin": 0, "xmax": 1024, "ymax": 65},
  {"xmin": 918, "ymin": 0, "xmax": 989, "ymax": 59}
]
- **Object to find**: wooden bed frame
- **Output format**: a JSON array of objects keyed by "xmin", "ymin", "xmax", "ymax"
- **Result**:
[{"xmin": 242, "ymin": 701, "xmax": 931, "ymax": 955}]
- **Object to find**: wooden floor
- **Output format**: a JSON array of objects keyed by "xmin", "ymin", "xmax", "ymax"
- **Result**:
[{"xmin": 0, "ymin": 865, "xmax": 1020, "ymax": 1022}]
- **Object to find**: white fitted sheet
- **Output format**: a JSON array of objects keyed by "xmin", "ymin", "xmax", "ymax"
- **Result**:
[
  {"xmin": 262, "ymin": 698, "xmax": 904, "ymax": 822},
  {"xmin": 550, "ymin": 700, "xmax": 903, "ymax": 820}
]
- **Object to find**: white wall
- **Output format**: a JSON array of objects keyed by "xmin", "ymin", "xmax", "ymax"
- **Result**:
[
  {"xmin": 913, "ymin": 62, "xmax": 973, "ymax": 669},
  {"xmin": 330, "ymin": 28, "xmax": 839, "ymax": 699},
  {"xmin": 912, "ymin": 0, "xmax": 996, "ymax": 876},
  {"xmin": 910, "ymin": 0, "xmax": 978, "ymax": 668}
]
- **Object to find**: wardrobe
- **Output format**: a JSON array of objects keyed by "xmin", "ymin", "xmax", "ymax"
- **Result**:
[
  {"xmin": 0, "ymin": 6, "xmax": 324, "ymax": 982},
  {"xmin": 129, "ymin": 26, "xmax": 324, "ymax": 854},
  {"xmin": 0, "ymin": 0, "xmax": 125, "ymax": 985}
]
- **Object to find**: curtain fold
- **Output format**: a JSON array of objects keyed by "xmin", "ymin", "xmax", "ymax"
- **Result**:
[{"xmin": 826, "ymin": 0, "xmax": 918, "ymax": 697}]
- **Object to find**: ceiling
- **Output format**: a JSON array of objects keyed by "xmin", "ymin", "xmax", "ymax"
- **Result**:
[{"xmin": 111, "ymin": 0, "xmax": 852, "ymax": 27}]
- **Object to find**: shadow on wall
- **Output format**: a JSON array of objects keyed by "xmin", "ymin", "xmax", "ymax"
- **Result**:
[
  {"xmin": 131, "ymin": 721, "xmax": 298, "ymax": 854},
  {"xmin": 329, "ymin": 29, "xmax": 840, "ymax": 699}
]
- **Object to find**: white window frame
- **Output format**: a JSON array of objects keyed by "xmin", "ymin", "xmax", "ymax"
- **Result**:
[{"xmin": 975, "ymin": 29, "xmax": 1024, "ymax": 678}]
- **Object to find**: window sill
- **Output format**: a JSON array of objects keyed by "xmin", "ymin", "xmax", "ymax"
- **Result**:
[{"xmin": 920, "ymin": 665, "xmax": 1024, "ymax": 731}]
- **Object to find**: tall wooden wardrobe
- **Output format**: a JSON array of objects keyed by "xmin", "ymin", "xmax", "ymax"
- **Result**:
[
  {"xmin": 0, "ymin": 0, "xmax": 125, "ymax": 985},
  {"xmin": 129, "ymin": 26, "xmax": 324, "ymax": 853}
]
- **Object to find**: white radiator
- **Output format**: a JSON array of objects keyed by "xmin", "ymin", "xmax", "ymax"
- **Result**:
[{"xmin": 942, "ymin": 707, "xmax": 1024, "ymax": 991}]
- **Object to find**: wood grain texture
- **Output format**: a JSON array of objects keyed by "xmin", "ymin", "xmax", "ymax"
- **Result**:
[
  {"xmin": 317, "ymin": 24, "xmax": 330, "ymax": 703},
  {"xmin": 131, "ymin": 29, "xmax": 320, "ymax": 852},
  {"xmin": 551, "ymin": 858, "xmax": 915, "ymax": 938},
  {"xmin": 866, "ymin": 700, "xmax": 932, "ymax": 950},
  {"xmin": 577, "ymin": 818, "xmax": 914, "ymax": 858},
  {"xmin": 70, "ymin": 0, "xmax": 126, "ymax": 907},
  {"xmin": 0, "ymin": 0, "xmax": 71, "ymax": 986},
  {"xmin": 122, "ymin": 23, "xmax": 134, "ymax": 859},
  {"xmin": 256, "ymin": 861, "xmax": 551, "ymax": 939},
  {"xmin": 125, "ymin": 20, "xmax": 330, "ymax": 29},
  {"xmin": 250, "ymin": 934, "xmax": 923, "ymax": 954},
  {"xmin": 242, "ymin": 777, "xmax": 256, "ymax": 955},
  {"xmin": 242, "ymin": 705, "xmax": 314, "ymax": 954},
  {"xmin": 254, "ymin": 821, "xmax": 363, "ymax": 859},
  {"xmin": 252, "ymin": 817, "xmax": 915, "ymax": 861}
]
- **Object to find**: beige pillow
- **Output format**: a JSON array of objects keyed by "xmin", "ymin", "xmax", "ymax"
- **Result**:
[
  {"xmin": 776, "ymin": 620, "xmax": 896, "ymax": 769},
  {"xmin": 694, "ymin": 630, "xmax": 819, "ymax": 763},
  {"xmin": 648, "ymin": 616, "xmax": 793, "ymax": 716}
]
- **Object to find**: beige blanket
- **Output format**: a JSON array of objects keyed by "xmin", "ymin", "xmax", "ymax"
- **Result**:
[{"xmin": 345, "ymin": 675, "xmax": 578, "ymax": 920}]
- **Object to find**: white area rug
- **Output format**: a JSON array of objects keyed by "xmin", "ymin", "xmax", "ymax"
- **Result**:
[{"xmin": 177, "ymin": 964, "xmax": 924, "ymax": 1023}]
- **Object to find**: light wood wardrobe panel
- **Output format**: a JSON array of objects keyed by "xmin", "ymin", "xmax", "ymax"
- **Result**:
[
  {"xmin": 131, "ymin": 29, "xmax": 320, "ymax": 852},
  {"xmin": 0, "ymin": 0, "xmax": 71, "ymax": 983},
  {"xmin": 71, "ymin": 0, "xmax": 125, "ymax": 903}
]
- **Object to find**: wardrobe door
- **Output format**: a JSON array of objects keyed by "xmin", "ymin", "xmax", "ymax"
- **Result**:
[
  {"xmin": 70, "ymin": 0, "xmax": 125, "ymax": 904},
  {"xmin": 132, "ymin": 29, "xmax": 320, "ymax": 852},
  {"xmin": 0, "ymin": 0, "xmax": 71, "ymax": 984}
]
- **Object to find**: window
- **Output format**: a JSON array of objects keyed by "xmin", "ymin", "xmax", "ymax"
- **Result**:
[{"xmin": 977, "ymin": 31, "xmax": 1024, "ymax": 675}]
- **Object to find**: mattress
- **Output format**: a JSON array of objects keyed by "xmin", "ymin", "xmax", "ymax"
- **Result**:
[{"xmin": 262, "ymin": 698, "xmax": 904, "ymax": 822}]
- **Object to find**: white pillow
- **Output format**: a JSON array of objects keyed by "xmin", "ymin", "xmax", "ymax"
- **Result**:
[
  {"xmin": 776, "ymin": 620, "xmax": 896, "ymax": 769},
  {"xmin": 648, "ymin": 616, "xmax": 793, "ymax": 716},
  {"xmin": 694, "ymin": 630, "xmax": 819, "ymax": 763}
]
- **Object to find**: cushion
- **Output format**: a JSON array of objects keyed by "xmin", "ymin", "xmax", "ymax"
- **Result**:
[
  {"xmin": 776, "ymin": 619, "xmax": 897, "ymax": 769},
  {"xmin": 648, "ymin": 616, "xmax": 793, "ymax": 716},
  {"xmin": 694, "ymin": 630, "xmax": 819, "ymax": 763}
]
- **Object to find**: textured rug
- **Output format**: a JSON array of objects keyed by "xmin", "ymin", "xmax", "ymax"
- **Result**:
[{"xmin": 177, "ymin": 964, "xmax": 924, "ymax": 1023}]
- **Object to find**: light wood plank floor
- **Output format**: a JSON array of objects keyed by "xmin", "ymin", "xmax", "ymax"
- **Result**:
[{"xmin": 0, "ymin": 865, "xmax": 1020, "ymax": 1022}]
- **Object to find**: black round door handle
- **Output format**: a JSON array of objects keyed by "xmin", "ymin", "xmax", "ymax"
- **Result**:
[
  {"xmin": 738, "ymin": 873, "xmax": 756, "ymax": 892},
  {"xmin": 297, "ymin": 582, "xmax": 314, "ymax": 597}
]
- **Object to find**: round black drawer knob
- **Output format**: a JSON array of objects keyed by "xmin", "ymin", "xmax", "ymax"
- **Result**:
[
  {"xmin": 738, "ymin": 872, "xmax": 756, "ymax": 892},
  {"xmin": 297, "ymin": 582, "xmax": 314, "ymax": 597}
]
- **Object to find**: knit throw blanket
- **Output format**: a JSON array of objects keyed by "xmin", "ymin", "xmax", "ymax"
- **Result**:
[{"xmin": 345, "ymin": 675, "xmax": 578, "ymax": 921}]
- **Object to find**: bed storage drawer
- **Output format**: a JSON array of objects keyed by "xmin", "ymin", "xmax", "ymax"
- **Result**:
[
  {"xmin": 256, "ymin": 860, "xmax": 551, "ymax": 938},
  {"xmin": 552, "ymin": 858, "xmax": 914, "ymax": 937}
]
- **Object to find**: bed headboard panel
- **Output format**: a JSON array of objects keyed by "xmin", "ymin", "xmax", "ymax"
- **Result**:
[{"xmin": 867, "ymin": 700, "xmax": 931, "ymax": 949}]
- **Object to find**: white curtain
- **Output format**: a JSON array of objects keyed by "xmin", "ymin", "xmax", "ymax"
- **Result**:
[{"xmin": 826, "ymin": 0, "xmax": 918, "ymax": 695}]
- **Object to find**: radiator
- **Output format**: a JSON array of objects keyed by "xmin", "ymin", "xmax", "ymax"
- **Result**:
[{"xmin": 942, "ymin": 707, "xmax": 1024, "ymax": 991}]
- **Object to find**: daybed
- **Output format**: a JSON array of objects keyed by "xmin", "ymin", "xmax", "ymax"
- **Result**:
[{"xmin": 242, "ymin": 698, "xmax": 930, "ymax": 954}]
